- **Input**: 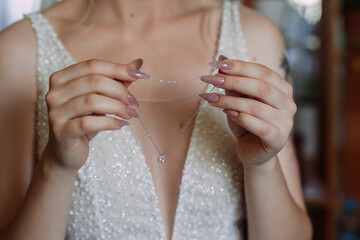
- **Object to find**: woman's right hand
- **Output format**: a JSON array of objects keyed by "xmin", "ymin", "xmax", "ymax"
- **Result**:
[{"xmin": 42, "ymin": 58, "xmax": 149, "ymax": 175}]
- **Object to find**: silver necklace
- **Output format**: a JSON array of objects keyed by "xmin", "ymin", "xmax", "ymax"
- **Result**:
[
  {"xmin": 137, "ymin": 85, "xmax": 215, "ymax": 164},
  {"xmin": 136, "ymin": 69, "xmax": 216, "ymax": 164},
  {"xmin": 147, "ymin": 75, "xmax": 201, "ymax": 84},
  {"xmin": 136, "ymin": 77, "xmax": 211, "ymax": 103}
]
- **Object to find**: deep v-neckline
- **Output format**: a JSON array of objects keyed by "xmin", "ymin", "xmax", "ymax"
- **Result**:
[{"xmin": 38, "ymin": 1, "xmax": 227, "ymax": 238}]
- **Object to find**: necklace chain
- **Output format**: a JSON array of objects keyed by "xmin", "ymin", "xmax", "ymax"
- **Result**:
[
  {"xmin": 136, "ymin": 81, "xmax": 210, "ymax": 103},
  {"xmin": 147, "ymin": 76, "xmax": 201, "ymax": 84},
  {"xmin": 136, "ymin": 69, "xmax": 214, "ymax": 103},
  {"xmin": 137, "ymin": 85, "xmax": 215, "ymax": 164}
]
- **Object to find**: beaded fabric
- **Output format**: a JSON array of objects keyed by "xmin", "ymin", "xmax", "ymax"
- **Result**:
[{"xmin": 25, "ymin": 0, "xmax": 249, "ymax": 239}]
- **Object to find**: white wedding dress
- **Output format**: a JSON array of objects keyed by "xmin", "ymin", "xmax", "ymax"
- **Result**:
[{"xmin": 25, "ymin": 0, "xmax": 249, "ymax": 239}]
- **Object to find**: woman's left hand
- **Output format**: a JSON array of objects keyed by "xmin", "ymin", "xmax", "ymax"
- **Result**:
[{"xmin": 200, "ymin": 56, "xmax": 297, "ymax": 166}]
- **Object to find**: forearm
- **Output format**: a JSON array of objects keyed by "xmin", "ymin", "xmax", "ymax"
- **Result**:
[
  {"xmin": 243, "ymin": 156, "xmax": 312, "ymax": 240},
  {"xmin": 1, "ymin": 154, "xmax": 76, "ymax": 240}
]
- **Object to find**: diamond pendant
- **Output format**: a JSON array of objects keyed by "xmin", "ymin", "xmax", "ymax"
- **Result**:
[{"xmin": 158, "ymin": 155, "xmax": 166, "ymax": 164}]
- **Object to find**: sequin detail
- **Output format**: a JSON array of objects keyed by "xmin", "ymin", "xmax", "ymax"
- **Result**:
[{"xmin": 24, "ymin": 0, "xmax": 249, "ymax": 239}]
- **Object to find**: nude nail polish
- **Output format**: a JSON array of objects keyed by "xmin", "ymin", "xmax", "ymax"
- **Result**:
[
  {"xmin": 128, "ymin": 93, "xmax": 140, "ymax": 107},
  {"xmin": 127, "ymin": 107, "xmax": 139, "ymax": 118},
  {"xmin": 128, "ymin": 58, "xmax": 143, "ymax": 69},
  {"xmin": 199, "ymin": 93, "xmax": 220, "ymax": 103},
  {"xmin": 200, "ymin": 75, "xmax": 225, "ymax": 85},
  {"xmin": 208, "ymin": 61, "xmax": 233, "ymax": 70},
  {"xmin": 127, "ymin": 69, "xmax": 151, "ymax": 79},
  {"xmin": 223, "ymin": 109, "xmax": 239, "ymax": 118},
  {"xmin": 115, "ymin": 119, "xmax": 129, "ymax": 127},
  {"xmin": 218, "ymin": 55, "xmax": 228, "ymax": 61}
]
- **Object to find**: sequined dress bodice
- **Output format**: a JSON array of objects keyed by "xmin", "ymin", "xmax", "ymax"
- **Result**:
[{"xmin": 25, "ymin": 1, "xmax": 249, "ymax": 239}]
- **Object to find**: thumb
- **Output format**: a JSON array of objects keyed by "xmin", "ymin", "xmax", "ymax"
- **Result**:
[{"xmin": 128, "ymin": 58, "xmax": 143, "ymax": 70}]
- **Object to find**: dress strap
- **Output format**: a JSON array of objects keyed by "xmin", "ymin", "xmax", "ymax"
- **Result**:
[
  {"xmin": 25, "ymin": 13, "xmax": 54, "ymax": 68},
  {"xmin": 24, "ymin": 12, "xmax": 74, "ymax": 161},
  {"xmin": 24, "ymin": 13, "xmax": 74, "ymax": 70},
  {"xmin": 217, "ymin": 0, "xmax": 248, "ymax": 61}
]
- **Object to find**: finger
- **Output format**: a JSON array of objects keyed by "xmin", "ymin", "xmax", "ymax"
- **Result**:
[
  {"xmin": 63, "ymin": 115, "xmax": 129, "ymax": 139},
  {"xmin": 49, "ymin": 74, "xmax": 137, "ymax": 107},
  {"xmin": 201, "ymin": 94, "xmax": 291, "ymax": 127},
  {"xmin": 225, "ymin": 112, "xmax": 283, "ymax": 150},
  {"xmin": 200, "ymin": 75, "xmax": 293, "ymax": 111},
  {"xmin": 49, "ymin": 59, "xmax": 150, "ymax": 86},
  {"xmin": 209, "ymin": 59, "xmax": 292, "ymax": 95},
  {"xmin": 52, "ymin": 93, "xmax": 138, "ymax": 122}
]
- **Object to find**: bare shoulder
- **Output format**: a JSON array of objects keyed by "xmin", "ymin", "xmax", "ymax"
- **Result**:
[
  {"xmin": 238, "ymin": 6, "xmax": 286, "ymax": 74},
  {"xmin": 0, "ymin": 18, "xmax": 38, "ymax": 229},
  {"xmin": 239, "ymin": 6, "xmax": 284, "ymax": 44},
  {"xmin": 0, "ymin": 18, "xmax": 37, "ymax": 95}
]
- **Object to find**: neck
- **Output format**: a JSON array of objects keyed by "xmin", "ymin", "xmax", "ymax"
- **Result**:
[{"xmin": 74, "ymin": 0, "xmax": 218, "ymax": 25}]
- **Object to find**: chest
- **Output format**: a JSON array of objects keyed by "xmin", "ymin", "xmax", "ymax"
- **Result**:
[{"xmin": 58, "ymin": 12, "xmax": 221, "ymax": 171}]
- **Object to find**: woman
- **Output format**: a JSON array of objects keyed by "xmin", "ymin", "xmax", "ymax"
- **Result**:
[{"xmin": 0, "ymin": 0, "xmax": 312, "ymax": 239}]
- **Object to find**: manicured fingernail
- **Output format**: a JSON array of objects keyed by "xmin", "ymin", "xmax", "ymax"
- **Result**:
[
  {"xmin": 127, "ymin": 107, "xmax": 139, "ymax": 118},
  {"xmin": 218, "ymin": 55, "xmax": 228, "ymax": 61},
  {"xmin": 223, "ymin": 109, "xmax": 239, "ymax": 118},
  {"xmin": 115, "ymin": 119, "xmax": 129, "ymax": 127},
  {"xmin": 128, "ymin": 69, "xmax": 151, "ymax": 79},
  {"xmin": 128, "ymin": 58, "xmax": 143, "ymax": 69},
  {"xmin": 208, "ymin": 61, "xmax": 233, "ymax": 70},
  {"xmin": 199, "ymin": 93, "xmax": 220, "ymax": 103},
  {"xmin": 200, "ymin": 75, "xmax": 225, "ymax": 85},
  {"xmin": 128, "ymin": 93, "xmax": 140, "ymax": 107}
]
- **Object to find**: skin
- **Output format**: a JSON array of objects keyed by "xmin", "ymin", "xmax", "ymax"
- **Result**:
[{"xmin": 0, "ymin": 0, "xmax": 312, "ymax": 239}]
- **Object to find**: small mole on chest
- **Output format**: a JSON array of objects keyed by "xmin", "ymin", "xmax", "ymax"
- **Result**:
[
  {"xmin": 179, "ymin": 122, "xmax": 184, "ymax": 128},
  {"xmin": 130, "ymin": 13, "xmax": 134, "ymax": 18}
]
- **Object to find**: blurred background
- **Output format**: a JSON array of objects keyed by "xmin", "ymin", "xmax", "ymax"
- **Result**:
[{"xmin": 1, "ymin": 0, "xmax": 359, "ymax": 239}]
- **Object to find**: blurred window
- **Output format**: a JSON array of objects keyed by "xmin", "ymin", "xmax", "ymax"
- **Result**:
[{"xmin": 0, "ymin": 0, "xmax": 41, "ymax": 30}]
